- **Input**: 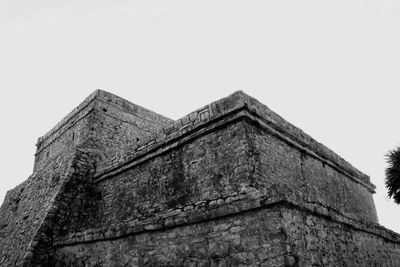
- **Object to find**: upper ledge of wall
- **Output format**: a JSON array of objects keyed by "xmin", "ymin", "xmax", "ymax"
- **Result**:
[
  {"xmin": 36, "ymin": 90, "xmax": 99, "ymax": 148},
  {"xmin": 95, "ymin": 90, "xmax": 174, "ymax": 126},
  {"xmin": 35, "ymin": 89, "xmax": 174, "ymax": 150},
  {"xmin": 244, "ymin": 93, "xmax": 374, "ymax": 189},
  {"xmin": 95, "ymin": 90, "xmax": 375, "ymax": 192}
]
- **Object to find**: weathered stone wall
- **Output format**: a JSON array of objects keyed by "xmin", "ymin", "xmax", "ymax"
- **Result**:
[
  {"xmin": 33, "ymin": 91, "xmax": 97, "ymax": 172},
  {"xmin": 50, "ymin": 180, "xmax": 400, "ymax": 266},
  {"xmin": 1, "ymin": 89, "xmax": 399, "ymax": 266},
  {"xmin": 53, "ymin": 120, "xmax": 250, "ymax": 238},
  {"xmin": 0, "ymin": 113, "xmax": 92, "ymax": 266},
  {"xmin": 52, "ymin": 207, "xmax": 289, "ymax": 267},
  {"xmin": 246, "ymin": 119, "xmax": 378, "ymax": 223},
  {"xmin": 282, "ymin": 206, "xmax": 400, "ymax": 266},
  {"xmin": 51, "ymin": 203, "xmax": 400, "ymax": 267},
  {"xmin": 88, "ymin": 90, "xmax": 377, "ymax": 229},
  {"xmin": 0, "ymin": 89, "xmax": 173, "ymax": 266},
  {"xmin": 94, "ymin": 89, "xmax": 248, "ymax": 175},
  {"xmin": 34, "ymin": 90, "xmax": 173, "ymax": 172},
  {"xmin": 48, "ymin": 91, "xmax": 393, "ymax": 266}
]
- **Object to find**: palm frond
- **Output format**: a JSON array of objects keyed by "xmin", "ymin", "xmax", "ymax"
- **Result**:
[{"xmin": 385, "ymin": 146, "xmax": 400, "ymax": 204}]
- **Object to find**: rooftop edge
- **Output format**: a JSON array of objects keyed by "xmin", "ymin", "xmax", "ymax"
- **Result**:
[
  {"xmin": 36, "ymin": 89, "xmax": 174, "ymax": 148},
  {"xmin": 92, "ymin": 90, "xmax": 375, "ymax": 192}
]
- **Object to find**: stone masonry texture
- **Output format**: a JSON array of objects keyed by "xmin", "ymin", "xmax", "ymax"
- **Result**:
[{"xmin": 0, "ymin": 90, "xmax": 399, "ymax": 266}]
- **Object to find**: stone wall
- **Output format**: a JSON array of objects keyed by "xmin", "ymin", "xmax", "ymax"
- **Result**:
[
  {"xmin": 0, "ymin": 113, "xmax": 91, "ymax": 266},
  {"xmin": 53, "ymin": 119, "xmax": 250, "ymax": 238},
  {"xmin": 0, "ymin": 90, "xmax": 399, "ymax": 266},
  {"xmin": 33, "ymin": 91, "xmax": 97, "ymax": 172},
  {"xmin": 282, "ymin": 207, "xmax": 400, "ymax": 266},
  {"xmin": 51, "ymin": 203, "xmax": 400, "ymax": 267},
  {"xmin": 52, "ymin": 207, "xmax": 289, "ymax": 267},
  {"xmin": 0, "ymin": 89, "xmax": 173, "ymax": 266},
  {"xmin": 246, "ymin": 116, "xmax": 378, "ymax": 223},
  {"xmin": 34, "ymin": 90, "xmax": 173, "ymax": 172}
]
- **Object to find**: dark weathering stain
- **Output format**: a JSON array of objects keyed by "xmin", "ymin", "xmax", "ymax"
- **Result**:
[{"xmin": 165, "ymin": 149, "xmax": 191, "ymax": 209}]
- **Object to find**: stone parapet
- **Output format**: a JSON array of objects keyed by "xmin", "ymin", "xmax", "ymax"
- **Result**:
[{"xmin": 95, "ymin": 91, "xmax": 375, "ymax": 193}]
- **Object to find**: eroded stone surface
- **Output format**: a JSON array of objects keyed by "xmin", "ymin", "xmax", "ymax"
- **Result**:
[{"xmin": 0, "ymin": 90, "xmax": 398, "ymax": 266}]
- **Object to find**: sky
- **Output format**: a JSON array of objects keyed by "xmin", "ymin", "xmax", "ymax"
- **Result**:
[{"xmin": 1, "ymin": 0, "xmax": 400, "ymax": 233}]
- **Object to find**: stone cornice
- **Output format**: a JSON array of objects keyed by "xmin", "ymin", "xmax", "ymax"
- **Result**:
[{"xmin": 94, "ymin": 91, "xmax": 375, "ymax": 193}]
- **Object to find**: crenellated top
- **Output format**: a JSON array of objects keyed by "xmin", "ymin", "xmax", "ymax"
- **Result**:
[{"xmin": 94, "ymin": 91, "xmax": 376, "ymax": 193}]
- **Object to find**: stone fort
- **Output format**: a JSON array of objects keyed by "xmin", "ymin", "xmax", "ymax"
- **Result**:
[{"xmin": 1, "ymin": 90, "xmax": 400, "ymax": 266}]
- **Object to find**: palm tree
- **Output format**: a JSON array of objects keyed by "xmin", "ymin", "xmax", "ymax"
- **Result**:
[{"xmin": 385, "ymin": 146, "xmax": 400, "ymax": 204}]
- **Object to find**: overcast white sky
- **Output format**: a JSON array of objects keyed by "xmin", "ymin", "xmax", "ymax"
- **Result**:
[{"xmin": 1, "ymin": 0, "xmax": 400, "ymax": 233}]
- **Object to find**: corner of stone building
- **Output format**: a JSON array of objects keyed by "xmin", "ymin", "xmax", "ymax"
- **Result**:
[
  {"xmin": 23, "ymin": 148, "xmax": 99, "ymax": 266},
  {"xmin": 1, "ymin": 89, "xmax": 177, "ymax": 266},
  {"xmin": 3, "ymin": 89, "xmax": 399, "ymax": 266}
]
